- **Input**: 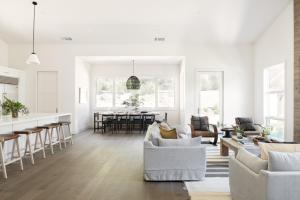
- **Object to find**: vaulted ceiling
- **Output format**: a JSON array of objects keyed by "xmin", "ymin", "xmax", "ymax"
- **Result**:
[{"xmin": 0, "ymin": 0, "xmax": 291, "ymax": 44}]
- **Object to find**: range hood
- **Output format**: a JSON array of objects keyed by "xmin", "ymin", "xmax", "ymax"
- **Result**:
[{"xmin": 0, "ymin": 75, "xmax": 19, "ymax": 85}]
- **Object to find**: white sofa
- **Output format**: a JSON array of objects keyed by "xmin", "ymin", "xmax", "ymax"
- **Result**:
[
  {"xmin": 143, "ymin": 123, "xmax": 206, "ymax": 181},
  {"xmin": 229, "ymin": 149, "xmax": 300, "ymax": 200}
]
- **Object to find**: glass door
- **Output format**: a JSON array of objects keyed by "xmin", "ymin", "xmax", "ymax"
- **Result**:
[{"xmin": 196, "ymin": 71, "xmax": 223, "ymax": 125}]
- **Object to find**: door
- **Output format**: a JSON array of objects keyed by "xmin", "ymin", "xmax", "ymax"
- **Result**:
[
  {"xmin": 196, "ymin": 71, "xmax": 223, "ymax": 125},
  {"xmin": 37, "ymin": 71, "xmax": 58, "ymax": 113}
]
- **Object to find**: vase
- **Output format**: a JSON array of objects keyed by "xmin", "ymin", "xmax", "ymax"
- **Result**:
[{"xmin": 12, "ymin": 111, "xmax": 18, "ymax": 118}]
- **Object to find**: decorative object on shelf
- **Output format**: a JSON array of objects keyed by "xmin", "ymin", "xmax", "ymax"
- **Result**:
[
  {"xmin": 126, "ymin": 60, "xmax": 140, "ymax": 90},
  {"xmin": 1, "ymin": 97, "xmax": 28, "ymax": 118},
  {"xmin": 122, "ymin": 94, "xmax": 143, "ymax": 112},
  {"xmin": 26, "ymin": 1, "xmax": 40, "ymax": 65}
]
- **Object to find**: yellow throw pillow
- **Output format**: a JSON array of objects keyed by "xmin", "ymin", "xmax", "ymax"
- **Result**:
[
  {"xmin": 160, "ymin": 127, "xmax": 177, "ymax": 139},
  {"xmin": 259, "ymin": 143, "xmax": 300, "ymax": 160}
]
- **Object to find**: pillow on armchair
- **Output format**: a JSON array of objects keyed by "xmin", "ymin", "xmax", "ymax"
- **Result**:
[
  {"xmin": 191, "ymin": 116, "xmax": 209, "ymax": 131},
  {"xmin": 235, "ymin": 117, "xmax": 256, "ymax": 131}
]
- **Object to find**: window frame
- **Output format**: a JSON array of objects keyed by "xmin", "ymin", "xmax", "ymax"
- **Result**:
[
  {"xmin": 95, "ymin": 76, "xmax": 176, "ymax": 110},
  {"xmin": 263, "ymin": 62, "xmax": 286, "ymax": 141}
]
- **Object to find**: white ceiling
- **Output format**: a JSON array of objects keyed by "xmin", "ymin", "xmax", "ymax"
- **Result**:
[
  {"xmin": 79, "ymin": 56, "xmax": 184, "ymax": 65},
  {"xmin": 0, "ymin": 0, "xmax": 291, "ymax": 44}
]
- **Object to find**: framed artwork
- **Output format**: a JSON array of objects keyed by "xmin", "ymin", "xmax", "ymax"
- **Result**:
[{"xmin": 79, "ymin": 87, "xmax": 88, "ymax": 104}]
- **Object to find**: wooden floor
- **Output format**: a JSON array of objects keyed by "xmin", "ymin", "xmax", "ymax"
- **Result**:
[{"xmin": 0, "ymin": 131, "xmax": 189, "ymax": 200}]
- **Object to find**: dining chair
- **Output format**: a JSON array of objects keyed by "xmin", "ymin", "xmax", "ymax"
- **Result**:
[
  {"xmin": 94, "ymin": 112, "xmax": 104, "ymax": 133},
  {"xmin": 129, "ymin": 114, "xmax": 143, "ymax": 134},
  {"xmin": 102, "ymin": 114, "xmax": 116, "ymax": 133},
  {"xmin": 116, "ymin": 114, "xmax": 129, "ymax": 133},
  {"xmin": 143, "ymin": 114, "xmax": 155, "ymax": 132}
]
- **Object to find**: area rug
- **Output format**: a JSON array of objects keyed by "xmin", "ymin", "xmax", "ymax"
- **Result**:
[
  {"xmin": 184, "ymin": 143, "xmax": 232, "ymax": 200},
  {"xmin": 185, "ymin": 177, "xmax": 231, "ymax": 200}
]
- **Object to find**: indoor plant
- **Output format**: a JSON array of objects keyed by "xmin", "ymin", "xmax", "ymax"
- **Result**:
[
  {"xmin": 122, "ymin": 93, "xmax": 144, "ymax": 112},
  {"xmin": 262, "ymin": 126, "xmax": 272, "ymax": 140},
  {"xmin": 235, "ymin": 127, "xmax": 244, "ymax": 138},
  {"xmin": 1, "ymin": 97, "xmax": 28, "ymax": 118}
]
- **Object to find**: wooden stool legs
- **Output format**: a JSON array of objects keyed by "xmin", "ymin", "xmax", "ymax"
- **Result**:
[
  {"xmin": 0, "ymin": 136, "xmax": 23, "ymax": 179},
  {"xmin": 59, "ymin": 122, "xmax": 73, "ymax": 148},
  {"xmin": 22, "ymin": 130, "xmax": 46, "ymax": 165},
  {"xmin": 43, "ymin": 126, "xmax": 62, "ymax": 155},
  {"xmin": 0, "ymin": 142, "xmax": 7, "ymax": 179}
]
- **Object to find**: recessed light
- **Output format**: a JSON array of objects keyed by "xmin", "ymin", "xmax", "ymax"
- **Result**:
[
  {"xmin": 154, "ymin": 37, "xmax": 165, "ymax": 42},
  {"xmin": 61, "ymin": 36, "xmax": 72, "ymax": 41}
]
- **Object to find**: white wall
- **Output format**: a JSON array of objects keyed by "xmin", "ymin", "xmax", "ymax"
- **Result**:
[
  {"xmin": 184, "ymin": 45, "xmax": 254, "ymax": 125},
  {"xmin": 254, "ymin": 2, "xmax": 293, "ymax": 141},
  {"xmin": 89, "ymin": 63, "xmax": 181, "ymax": 125},
  {"xmin": 8, "ymin": 43, "xmax": 253, "ymax": 130},
  {"xmin": 74, "ymin": 58, "xmax": 90, "ymax": 133},
  {"xmin": 0, "ymin": 38, "xmax": 8, "ymax": 66}
]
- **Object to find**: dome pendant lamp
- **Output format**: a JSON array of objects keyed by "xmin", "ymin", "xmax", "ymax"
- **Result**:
[
  {"xmin": 26, "ymin": 1, "xmax": 40, "ymax": 65},
  {"xmin": 126, "ymin": 60, "xmax": 141, "ymax": 90}
]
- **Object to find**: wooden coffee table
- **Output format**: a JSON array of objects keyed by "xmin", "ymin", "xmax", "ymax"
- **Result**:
[
  {"xmin": 220, "ymin": 138, "xmax": 243, "ymax": 156},
  {"xmin": 220, "ymin": 137, "xmax": 260, "ymax": 156}
]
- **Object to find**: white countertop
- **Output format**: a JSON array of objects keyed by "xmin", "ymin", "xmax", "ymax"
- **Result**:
[{"xmin": 0, "ymin": 113, "xmax": 71, "ymax": 126}]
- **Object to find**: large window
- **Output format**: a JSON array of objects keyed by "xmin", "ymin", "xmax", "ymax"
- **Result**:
[
  {"xmin": 196, "ymin": 71, "xmax": 223, "ymax": 125},
  {"xmin": 158, "ymin": 79, "xmax": 175, "ymax": 108},
  {"xmin": 95, "ymin": 77, "xmax": 175, "ymax": 109},
  {"xmin": 96, "ymin": 78, "xmax": 113, "ymax": 107},
  {"xmin": 264, "ymin": 63, "xmax": 285, "ymax": 140}
]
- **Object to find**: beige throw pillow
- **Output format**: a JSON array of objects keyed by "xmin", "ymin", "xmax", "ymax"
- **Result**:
[{"xmin": 259, "ymin": 143, "xmax": 300, "ymax": 160}]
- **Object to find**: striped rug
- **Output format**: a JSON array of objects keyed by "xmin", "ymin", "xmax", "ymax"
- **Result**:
[{"xmin": 204, "ymin": 144, "xmax": 233, "ymax": 177}]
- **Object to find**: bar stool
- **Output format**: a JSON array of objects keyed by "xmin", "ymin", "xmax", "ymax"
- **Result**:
[
  {"xmin": 57, "ymin": 121, "xmax": 73, "ymax": 148},
  {"xmin": 14, "ymin": 127, "xmax": 46, "ymax": 165},
  {"xmin": 38, "ymin": 124, "xmax": 62, "ymax": 154},
  {"xmin": 0, "ymin": 134, "xmax": 23, "ymax": 179}
]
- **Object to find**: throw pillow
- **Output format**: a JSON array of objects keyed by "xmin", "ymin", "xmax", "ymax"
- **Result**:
[
  {"xmin": 259, "ymin": 143, "xmax": 300, "ymax": 160},
  {"xmin": 160, "ymin": 121, "xmax": 172, "ymax": 131},
  {"xmin": 236, "ymin": 117, "xmax": 256, "ymax": 131},
  {"xmin": 160, "ymin": 127, "xmax": 177, "ymax": 139},
  {"xmin": 236, "ymin": 148, "xmax": 268, "ymax": 174},
  {"xmin": 268, "ymin": 151, "xmax": 300, "ymax": 171},
  {"xmin": 158, "ymin": 137, "xmax": 202, "ymax": 147},
  {"xmin": 191, "ymin": 116, "xmax": 209, "ymax": 131}
]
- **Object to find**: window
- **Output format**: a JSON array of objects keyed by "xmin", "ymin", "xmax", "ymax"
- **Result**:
[
  {"xmin": 95, "ymin": 77, "xmax": 175, "ymax": 109},
  {"xmin": 139, "ymin": 78, "xmax": 155, "ymax": 108},
  {"xmin": 197, "ymin": 71, "xmax": 223, "ymax": 125},
  {"xmin": 264, "ymin": 63, "xmax": 285, "ymax": 140},
  {"xmin": 115, "ymin": 78, "xmax": 131, "ymax": 107},
  {"xmin": 158, "ymin": 78, "xmax": 175, "ymax": 108},
  {"xmin": 96, "ymin": 78, "xmax": 113, "ymax": 107}
]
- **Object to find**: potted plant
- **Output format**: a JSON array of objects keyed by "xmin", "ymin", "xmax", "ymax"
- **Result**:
[
  {"xmin": 122, "ymin": 94, "xmax": 144, "ymax": 112},
  {"xmin": 262, "ymin": 126, "xmax": 272, "ymax": 140},
  {"xmin": 235, "ymin": 127, "xmax": 244, "ymax": 139},
  {"xmin": 1, "ymin": 97, "xmax": 28, "ymax": 118}
]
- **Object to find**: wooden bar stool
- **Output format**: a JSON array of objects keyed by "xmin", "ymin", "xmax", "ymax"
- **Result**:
[
  {"xmin": 0, "ymin": 134, "xmax": 23, "ymax": 179},
  {"xmin": 58, "ymin": 121, "xmax": 73, "ymax": 148},
  {"xmin": 14, "ymin": 128, "xmax": 46, "ymax": 165},
  {"xmin": 38, "ymin": 124, "xmax": 62, "ymax": 154}
]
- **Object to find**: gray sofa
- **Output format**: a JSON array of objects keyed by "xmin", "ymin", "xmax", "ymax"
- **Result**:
[
  {"xmin": 143, "ymin": 123, "xmax": 206, "ymax": 181},
  {"xmin": 229, "ymin": 149, "xmax": 300, "ymax": 200}
]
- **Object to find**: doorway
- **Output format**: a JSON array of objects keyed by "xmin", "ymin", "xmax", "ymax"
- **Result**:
[
  {"xmin": 37, "ymin": 71, "xmax": 58, "ymax": 113},
  {"xmin": 196, "ymin": 71, "xmax": 223, "ymax": 125}
]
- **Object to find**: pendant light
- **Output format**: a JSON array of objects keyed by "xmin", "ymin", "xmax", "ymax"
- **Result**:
[
  {"xmin": 126, "ymin": 60, "xmax": 141, "ymax": 90},
  {"xmin": 26, "ymin": 1, "xmax": 40, "ymax": 65}
]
